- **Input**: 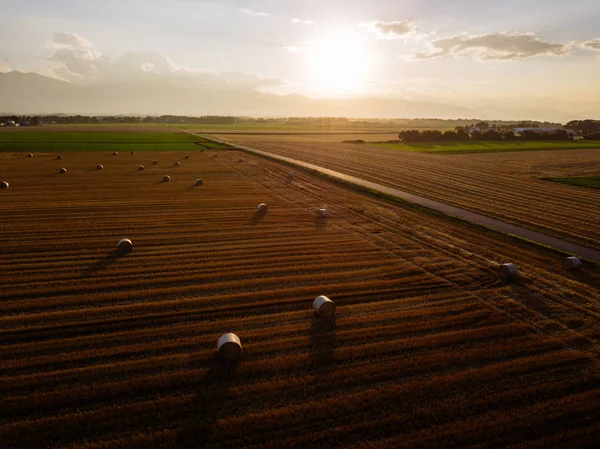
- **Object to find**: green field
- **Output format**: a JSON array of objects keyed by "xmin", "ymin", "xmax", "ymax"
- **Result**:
[
  {"xmin": 544, "ymin": 175, "xmax": 600, "ymax": 190},
  {"xmin": 0, "ymin": 131, "xmax": 230, "ymax": 152},
  {"xmin": 359, "ymin": 140, "xmax": 600, "ymax": 154}
]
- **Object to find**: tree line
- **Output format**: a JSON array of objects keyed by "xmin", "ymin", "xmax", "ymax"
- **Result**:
[{"xmin": 397, "ymin": 128, "xmax": 579, "ymax": 142}]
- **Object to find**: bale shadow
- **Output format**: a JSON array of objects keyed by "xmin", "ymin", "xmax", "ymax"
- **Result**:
[
  {"xmin": 310, "ymin": 314, "xmax": 336, "ymax": 371},
  {"xmin": 83, "ymin": 250, "xmax": 129, "ymax": 275},
  {"xmin": 171, "ymin": 355, "xmax": 237, "ymax": 446},
  {"xmin": 315, "ymin": 217, "xmax": 328, "ymax": 231},
  {"xmin": 250, "ymin": 211, "xmax": 265, "ymax": 224}
]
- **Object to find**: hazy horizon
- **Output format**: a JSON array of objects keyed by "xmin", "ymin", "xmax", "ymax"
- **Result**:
[{"xmin": 1, "ymin": 0, "xmax": 599, "ymax": 120}]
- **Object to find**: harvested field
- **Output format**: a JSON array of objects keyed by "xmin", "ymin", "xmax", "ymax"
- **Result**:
[
  {"xmin": 1, "ymin": 149, "xmax": 600, "ymax": 448},
  {"xmin": 216, "ymin": 135, "xmax": 600, "ymax": 248}
]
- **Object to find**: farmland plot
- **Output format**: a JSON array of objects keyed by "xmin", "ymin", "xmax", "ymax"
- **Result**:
[
  {"xmin": 217, "ymin": 135, "xmax": 600, "ymax": 248},
  {"xmin": 1, "ymin": 150, "xmax": 600, "ymax": 448}
]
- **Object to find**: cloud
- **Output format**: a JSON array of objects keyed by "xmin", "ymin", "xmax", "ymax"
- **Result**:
[
  {"xmin": 414, "ymin": 32, "xmax": 570, "ymax": 60},
  {"xmin": 48, "ymin": 31, "xmax": 281, "ymax": 90},
  {"xmin": 580, "ymin": 39, "xmax": 600, "ymax": 51},
  {"xmin": 239, "ymin": 8, "xmax": 270, "ymax": 17},
  {"xmin": 362, "ymin": 20, "xmax": 416, "ymax": 39},
  {"xmin": 291, "ymin": 18, "xmax": 314, "ymax": 25},
  {"xmin": 50, "ymin": 30, "xmax": 92, "ymax": 49},
  {"xmin": 282, "ymin": 46, "xmax": 302, "ymax": 53}
]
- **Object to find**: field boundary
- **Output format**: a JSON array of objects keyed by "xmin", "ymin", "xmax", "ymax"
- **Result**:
[{"xmin": 200, "ymin": 134, "xmax": 600, "ymax": 263}]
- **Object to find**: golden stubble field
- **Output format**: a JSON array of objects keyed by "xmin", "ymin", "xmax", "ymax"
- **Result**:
[
  {"xmin": 1, "ymin": 149, "xmax": 600, "ymax": 448},
  {"xmin": 217, "ymin": 134, "xmax": 600, "ymax": 248}
]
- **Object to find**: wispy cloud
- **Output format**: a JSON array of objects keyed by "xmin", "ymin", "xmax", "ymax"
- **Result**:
[
  {"xmin": 291, "ymin": 18, "xmax": 314, "ymax": 25},
  {"xmin": 239, "ymin": 8, "xmax": 270, "ymax": 17},
  {"xmin": 282, "ymin": 46, "xmax": 302, "ymax": 53},
  {"xmin": 580, "ymin": 39, "xmax": 600, "ymax": 51},
  {"xmin": 48, "ymin": 31, "xmax": 281, "ymax": 90},
  {"xmin": 49, "ymin": 30, "xmax": 92, "ymax": 49},
  {"xmin": 414, "ymin": 32, "xmax": 570, "ymax": 60},
  {"xmin": 362, "ymin": 20, "xmax": 416, "ymax": 39}
]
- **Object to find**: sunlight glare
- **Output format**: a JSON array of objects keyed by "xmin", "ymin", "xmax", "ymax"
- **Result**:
[{"xmin": 307, "ymin": 28, "xmax": 372, "ymax": 97}]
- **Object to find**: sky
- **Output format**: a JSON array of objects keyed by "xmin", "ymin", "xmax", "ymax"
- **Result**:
[{"xmin": 1, "ymin": 0, "xmax": 599, "ymax": 114}]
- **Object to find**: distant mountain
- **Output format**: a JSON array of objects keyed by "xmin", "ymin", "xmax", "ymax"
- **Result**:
[{"xmin": 0, "ymin": 71, "xmax": 593, "ymax": 121}]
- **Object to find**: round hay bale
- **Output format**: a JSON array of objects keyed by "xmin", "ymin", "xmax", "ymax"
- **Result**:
[
  {"xmin": 195, "ymin": 178, "xmax": 203, "ymax": 186},
  {"xmin": 163, "ymin": 175, "xmax": 171, "ymax": 182},
  {"xmin": 313, "ymin": 295, "xmax": 336, "ymax": 317},
  {"xmin": 217, "ymin": 333, "xmax": 242, "ymax": 363},
  {"xmin": 238, "ymin": 158, "xmax": 244, "ymax": 163},
  {"xmin": 184, "ymin": 154, "xmax": 190, "ymax": 160},
  {"xmin": 27, "ymin": 153, "xmax": 34, "ymax": 158},
  {"xmin": 137, "ymin": 165, "xmax": 145, "ymax": 171},
  {"xmin": 174, "ymin": 161, "xmax": 181, "ymax": 167},
  {"xmin": 130, "ymin": 150, "xmax": 136, "ymax": 155},
  {"xmin": 317, "ymin": 208, "xmax": 329, "ymax": 218},
  {"xmin": 152, "ymin": 160, "xmax": 158, "ymax": 165},
  {"xmin": 117, "ymin": 238, "xmax": 133, "ymax": 252},
  {"xmin": 112, "ymin": 152, "xmax": 119, "ymax": 156},
  {"xmin": 57, "ymin": 155, "xmax": 63, "ymax": 160},
  {"xmin": 497, "ymin": 263, "xmax": 517, "ymax": 281},
  {"xmin": 257, "ymin": 203, "xmax": 268, "ymax": 213},
  {"xmin": 96, "ymin": 164, "xmax": 104, "ymax": 170},
  {"xmin": 288, "ymin": 171, "xmax": 295, "ymax": 178},
  {"xmin": 213, "ymin": 153, "xmax": 218, "ymax": 158},
  {"xmin": 59, "ymin": 168, "xmax": 67, "ymax": 174},
  {"xmin": 562, "ymin": 256, "xmax": 582, "ymax": 271},
  {"xmin": 0, "ymin": 181, "xmax": 9, "ymax": 189}
]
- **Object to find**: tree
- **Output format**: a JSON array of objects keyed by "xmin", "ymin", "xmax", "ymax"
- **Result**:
[
  {"xmin": 482, "ymin": 129, "xmax": 502, "ymax": 141},
  {"xmin": 31, "ymin": 116, "xmax": 39, "ymax": 126}
]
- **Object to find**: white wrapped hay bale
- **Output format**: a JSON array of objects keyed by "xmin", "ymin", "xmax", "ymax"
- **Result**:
[
  {"xmin": 117, "ymin": 238, "xmax": 133, "ymax": 252},
  {"xmin": 313, "ymin": 295, "xmax": 336, "ymax": 317},
  {"xmin": 0, "ymin": 181, "xmax": 9, "ymax": 189},
  {"xmin": 257, "ymin": 203, "xmax": 268, "ymax": 213},
  {"xmin": 497, "ymin": 263, "xmax": 517, "ymax": 281},
  {"xmin": 317, "ymin": 209, "xmax": 329, "ymax": 218},
  {"xmin": 163, "ymin": 175, "xmax": 171, "ymax": 182},
  {"xmin": 217, "ymin": 333, "xmax": 242, "ymax": 363},
  {"xmin": 59, "ymin": 168, "xmax": 67, "ymax": 174},
  {"xmin": 195, "ymin": 178, "xmax": 203, "ymax": 186},
  {"xmin": 562, "ymin": 256, "xmax": 582, "ymax": 271},
  {"xmin": 137, "ymin": 165, "xmax": 145, "ymax": 171},
  {"xmin": 96, "ymin": 164, "xmax": 104, "ymax": 170}
]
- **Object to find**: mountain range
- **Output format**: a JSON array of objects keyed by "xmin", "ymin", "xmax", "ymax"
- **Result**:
[{"xmin": 0, "ymin": 71, "xmax": 594, "ymax": 122}]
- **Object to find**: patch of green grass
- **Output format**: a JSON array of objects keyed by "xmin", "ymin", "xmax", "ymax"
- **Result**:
[
  {"xmin": 0, "ymin": 132, "xmax": 199, "ymax": 144},
  {"xmin": 543, "ymin": 176, "xmax": 600, "ymax": 190},
  {"xmin": 361, "ymin": 140, "xmax": 600, "ymax": 154},
  {"xmin": 0, "ymin": 132, "xmax": 229, "ymax": 152}
]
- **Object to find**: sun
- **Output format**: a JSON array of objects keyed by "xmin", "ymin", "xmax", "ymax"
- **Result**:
[{"xmin": 307, "ymin": 28, "xmax": 372, "ymax": 97}]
